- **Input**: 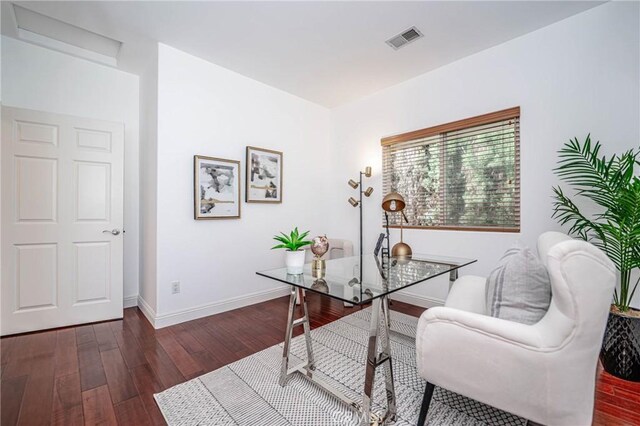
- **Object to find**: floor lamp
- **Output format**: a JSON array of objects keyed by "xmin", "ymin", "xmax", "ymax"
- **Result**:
[{"xmin": 348, "ymin": 166, "xmax": 373, "ymax": 259}]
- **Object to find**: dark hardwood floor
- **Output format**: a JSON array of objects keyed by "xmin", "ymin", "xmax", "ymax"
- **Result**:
[{"xmin": 1, "ymin": 295, "xmax": 638, "ymax": 425}]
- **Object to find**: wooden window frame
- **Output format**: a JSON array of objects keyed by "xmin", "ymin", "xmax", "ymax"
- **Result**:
[{"xmin": 381, "ymin": 107, "xmax": 521, "ymax": 233}]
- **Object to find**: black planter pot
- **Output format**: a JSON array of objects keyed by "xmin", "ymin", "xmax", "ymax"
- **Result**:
[{"xmin": 600, "ymin": 308, "xmax": 640, "ymax": 382}]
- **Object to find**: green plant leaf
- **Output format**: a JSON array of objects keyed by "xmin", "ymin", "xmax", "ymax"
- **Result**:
[
  {"xmin": 273, "ymin": 236, "xmax": 289, "ymax": 244},
  {"xmin": 272, "ymin": 227, "xmax": 312, "ymax": 252},
  {"xmin": 552, "ymin": 136, "xmax": 640, "ymax": 310}
]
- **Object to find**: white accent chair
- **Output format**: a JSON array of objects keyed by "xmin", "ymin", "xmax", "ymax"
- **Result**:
[
  {"xmin": 304, "ymin": 238, "xmax": 355, "ymax": 263},
  {"xmin": 415, "ymin": 232, "xmax": 616, "ymax": 426}
]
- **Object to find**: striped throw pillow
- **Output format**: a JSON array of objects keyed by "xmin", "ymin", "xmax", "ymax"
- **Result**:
[{"xmin": 485, "ymin": 243, "xmax": 551, "ymax": 325}]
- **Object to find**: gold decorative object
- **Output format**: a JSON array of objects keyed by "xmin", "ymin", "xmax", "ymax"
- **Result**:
[
  {"xmin": 382, "ymin": 192, "xmax": 412, "ymax": 259},
  {"xmin": 364, "ymin": 187, "xmax": 374, "ymax": 197},
  {"xmin": 348, "ymin": 179, "xmax": 359, "ymax": 189},
  {"xmin": 364, "ymin": 167, "xmax": 372, "ymax": 177},
  {"xmin": 310, "ymin": 235, "xmax": 329, "ymax": 257},
  {"xmin": 310, "ymin": 235, "xmax": 328, "ymax": 275},
  {"xmin": 312, "ymin": 262, "xmax": 325, "ymax": 278},
  {"xmin": 348, "ymin": 197, "xmax": 359, "ymax": 207},
  {"xmin": 310, "ymin": 278, "xmax": 329, "ymax": 293}
]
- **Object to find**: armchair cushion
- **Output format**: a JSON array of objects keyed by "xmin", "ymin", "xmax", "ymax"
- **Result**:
[
  {"xmin": 485, "ymin": 243, "xmax": 551, "ymax": 325},
  {"xmin": 445, "ymin": 275, "xmax": 487, "ymax": 315}
]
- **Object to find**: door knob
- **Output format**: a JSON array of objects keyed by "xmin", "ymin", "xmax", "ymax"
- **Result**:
[{"xmin": 103, "ymin": 229, "xmax": 121, "ymax": 236}]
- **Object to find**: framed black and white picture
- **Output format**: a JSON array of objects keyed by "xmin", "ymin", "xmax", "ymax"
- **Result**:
[
  {"xmin": 194, "ymin": 155, "xmax": 241, "ymax": 219},
  {"xmin": 246, "ymin": 146, "xmax": 283, "ymax": 203}
]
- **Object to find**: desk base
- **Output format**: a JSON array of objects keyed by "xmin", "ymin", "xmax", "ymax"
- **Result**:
[{"xmin": 279, "ymin": 287, "xmax": 397, "ymax": 425}]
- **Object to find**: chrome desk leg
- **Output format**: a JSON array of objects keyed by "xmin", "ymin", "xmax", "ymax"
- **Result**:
[
  {"xmin": 380, "ymin": 295, "xmax": 397, "ymax": 422},
  {"xmin": 361, "ymin": 296, "xmax": 396, "ymax": 425},
  {"xmin": 280, "ymin": 287, "xmax": 298, "ymax": 386},
  {"xmin": 361, "ymin": 297, "xmax": 381, "ymax": 425},
  {"xmin": 300, "ymin": 289, "xmax": 315, "ymax": 369},
  {"xmin": 449, "ymin": 269, "xmax": 459, "ymax": 291},
  {"xmin": 382, "ymin": 294, "xmax": 392, "ymax": 330},
  {"xmin": 280, "ymin": 287, "xmax": 315, "ymax": 387}
]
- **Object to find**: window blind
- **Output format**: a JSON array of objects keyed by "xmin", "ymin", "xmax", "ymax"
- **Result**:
[{"xmin": 381, "ymin": 107, "xmax": 520, "ymax": 232}]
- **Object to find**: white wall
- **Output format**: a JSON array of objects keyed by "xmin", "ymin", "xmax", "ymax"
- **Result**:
[
  {"xmin": 329, "ymin": 2, "xmax": 640, "ymax": 307},
  {"xmin": 151, "ymin": 44, "xmax": 332, "ymax": 325},
  {"xmin": 1, "ymin": 36, "xmax": 141, "ymax": 305},
  {"xmin": 138, "ymin": 46, "xmax": 159, "ymax": 316}
]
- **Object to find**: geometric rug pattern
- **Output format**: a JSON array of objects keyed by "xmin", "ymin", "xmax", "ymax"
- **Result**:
[{"xmin": 155, "ymin": 308, "xmax": 527, "ymax": 425}]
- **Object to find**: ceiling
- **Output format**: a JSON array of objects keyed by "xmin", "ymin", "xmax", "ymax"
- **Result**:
[{"xmin": 1, "ymin": 1, "xmax": 604, "ymax": 108}]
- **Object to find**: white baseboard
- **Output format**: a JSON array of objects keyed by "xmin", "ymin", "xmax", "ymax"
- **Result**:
[
  {"xmin": 136, "ymin": 295, "xmax": 157, "ymax": 327},
  {"xmin": 138, "ymin": 286, "xmax": 291, "ymax": 329},
  {"xmin": 134, "ymin": 287, "xmax": 440, "ymax": 329},
  {"xmin": 390, "ymin": 291, "xmax": 444, "ymax": 309},
  {"xmin": 124, "ymin": 294, "xmax": 138, "ymax": 308}
]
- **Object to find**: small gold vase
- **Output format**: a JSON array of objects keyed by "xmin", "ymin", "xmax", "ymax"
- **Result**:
[{"xmin": 312, "ymin": 259, "xmax": 325, "ymax": 278}]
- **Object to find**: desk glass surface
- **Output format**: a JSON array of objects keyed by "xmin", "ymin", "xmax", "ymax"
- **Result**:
[{"xmin": 256, "ymin": 254, "xmax": 476, "ymax": 305}]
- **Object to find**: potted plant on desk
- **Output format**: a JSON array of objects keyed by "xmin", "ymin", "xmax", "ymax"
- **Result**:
[
  {"xmin": 272, "ymin": 227, "xmax": 311, "ymax": 275},
  {"xmin": 552, "ymin": 136, "xmax": 640, "ymax": 381}
]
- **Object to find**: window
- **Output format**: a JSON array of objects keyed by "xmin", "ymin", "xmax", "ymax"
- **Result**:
[{"xmin": 381, "ymin": 107, "xmax": 520, "ymax": 232}]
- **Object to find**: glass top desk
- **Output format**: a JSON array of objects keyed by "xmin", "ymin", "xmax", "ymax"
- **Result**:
[{"xmin": 257, "ymin": 254, "xmax": 475, "ymax": 425}]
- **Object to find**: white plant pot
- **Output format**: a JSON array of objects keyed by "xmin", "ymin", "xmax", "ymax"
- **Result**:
[{"xmin": 286, "ymin": 250, "xmax": 306, "ymax": 275}]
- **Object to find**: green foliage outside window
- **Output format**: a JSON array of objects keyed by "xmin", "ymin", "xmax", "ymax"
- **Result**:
[{"xmin": 384, "ymin": 120, "xmax": 519, "ymax": 230}]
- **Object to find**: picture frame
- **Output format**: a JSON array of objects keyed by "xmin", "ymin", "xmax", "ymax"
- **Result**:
[
  {"xmin": 245, "ymin": 146, "xmax": 283, "ymax": 203},
  {"xmin": 194, "ymin": 155, "xmax": 241, "ymax": 219}
]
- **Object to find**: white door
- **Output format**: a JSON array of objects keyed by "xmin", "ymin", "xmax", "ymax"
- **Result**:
[{"xmin": 1, "ymin": 107, "xmax": 124, "ymax": 335}]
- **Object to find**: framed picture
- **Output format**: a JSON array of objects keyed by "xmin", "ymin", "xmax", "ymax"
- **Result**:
[
  {"xmin": 194, "ymin": 155, "xmax": 241, "ymax": 219},
  {"xmin": 246, "ymin": 146, "xmax": 283, "ymax": 203}
]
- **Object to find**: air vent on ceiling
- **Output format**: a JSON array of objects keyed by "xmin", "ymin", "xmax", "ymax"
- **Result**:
[
  {"xmin": 385, "ymin": 26, "xmax": 423, "ymax": 50},
  {"xmin": 12, "ymin": 4, "xmax": 122, "ymax": 66}
]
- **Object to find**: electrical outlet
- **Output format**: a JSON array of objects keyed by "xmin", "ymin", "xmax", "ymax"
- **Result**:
[{"xmin": 171, "ymin": 281, "xmax": 180, "ymax": 294}]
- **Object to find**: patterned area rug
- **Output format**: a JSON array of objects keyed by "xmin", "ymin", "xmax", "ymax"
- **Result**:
[{"xmin": 155, "ymin": 308, "xmax": 526, "ymax": 425}]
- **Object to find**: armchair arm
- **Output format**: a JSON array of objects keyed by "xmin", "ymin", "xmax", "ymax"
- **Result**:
[
  {"xmin": 415, "ymin": 306, "xmax": 577, "ymax": 425},
  {"xmin": 416, "ymin": 308, "xmax": 549, "ymax": 421},
  {"xmin": 419, "ymin": 307, "xmax": 543, "ymax": 348},
  {"xmin": 445, "ymin": 275, "xmax": 487, "ymax": 314}
]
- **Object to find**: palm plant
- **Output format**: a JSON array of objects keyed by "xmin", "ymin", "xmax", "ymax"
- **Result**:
[
  {"xmin": 272, "ymin": 227, "xmax": 311, "ymax": 251},
  {"xmin": 552, "ymin": 136, "xmax": 640, "ymax": 312}
]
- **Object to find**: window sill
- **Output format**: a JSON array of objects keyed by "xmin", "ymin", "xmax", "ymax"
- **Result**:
[{"xmin": 387, "ymin": 225, "xmax": 520, "ymax": 233}]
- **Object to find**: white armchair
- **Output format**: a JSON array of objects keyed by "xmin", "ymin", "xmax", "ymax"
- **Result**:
[
  {"xmin": 415, "ymin": 232, "xmax": 616, "ymax": 426},
  {"xmin": 304, "ymin": 238, "xmax": 354, "ymax": 262}
]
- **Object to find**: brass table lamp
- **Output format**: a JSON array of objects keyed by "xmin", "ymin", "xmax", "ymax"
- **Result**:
[{"xmin": 381, "ymin": 192, "xmax": 412, "ymax": 259}]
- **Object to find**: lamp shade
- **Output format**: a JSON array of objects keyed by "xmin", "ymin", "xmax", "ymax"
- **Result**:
[{"xmin": 381, "ymin": 192, "xmax": 406, "ymax": 212}]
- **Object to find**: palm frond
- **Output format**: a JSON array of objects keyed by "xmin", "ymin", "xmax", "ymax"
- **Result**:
[
  {"xmin": 552, "ymin": 137, "xmax": 640, "ymax": 311},
  {"xmin": 551, "ymin": 186, "xmax": 600, "ymax": 241},
  {"xmin": 554, "ymin": 136, "xmax": 627, "ymax": 211}
]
